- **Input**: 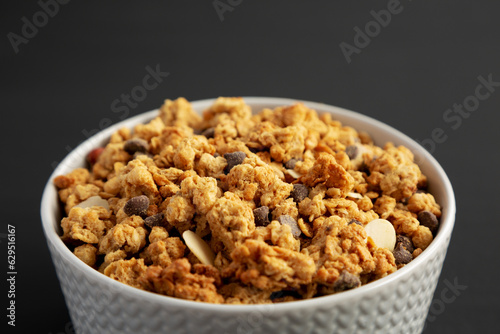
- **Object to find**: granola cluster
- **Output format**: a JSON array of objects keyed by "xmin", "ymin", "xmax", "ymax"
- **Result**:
[{"xmin": 54, "ymin": 97, "xmax": 441, "ymax": 304}]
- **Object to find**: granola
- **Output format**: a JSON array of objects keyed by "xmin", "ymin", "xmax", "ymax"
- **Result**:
[{"xmin": 54, "ymin": 97, "xmax": 442, "ymax": 303}]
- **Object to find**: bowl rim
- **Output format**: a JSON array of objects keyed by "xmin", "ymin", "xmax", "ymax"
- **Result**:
[{"xmin": 40, "ymin": 96, "xmax": 456, "ymax": 313}]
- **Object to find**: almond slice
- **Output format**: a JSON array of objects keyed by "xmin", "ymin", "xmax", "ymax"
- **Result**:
[
  {"xmin": 75, "ymin": 196, "xmax": 110, "ymax": 211},
  {"xmin": 297, "ymin": 217, "xmax": 313, "ymax": 237},
  {"xmin": 364, "ymin": 219, "xmax": 396, "ymax": 251},
  {"xmin": 347, "ymin": 192, "xmax": 363, "ymax": 199},
  {"xmin": 182, "ymin": 230, "xmax": 215, "ymax": 266},
  {"xmin": 286, "ymin": 169, "xmax": 301, "ymax": 179}
]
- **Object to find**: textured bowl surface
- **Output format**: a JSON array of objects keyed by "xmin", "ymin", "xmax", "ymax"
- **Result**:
[{"xmin": 41, "ymin": 97, "xmax": 456, "ymax": 334}]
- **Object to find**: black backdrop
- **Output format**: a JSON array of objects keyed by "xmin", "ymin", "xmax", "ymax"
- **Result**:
[{"xmin": 2, "ymin": 1, "xmax": 499, "ymax": 333}]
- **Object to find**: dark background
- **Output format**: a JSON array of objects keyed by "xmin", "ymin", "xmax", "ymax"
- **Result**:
[{"xmin": 2, "ymin": 1, "xmax": 499, "ymax": 333}]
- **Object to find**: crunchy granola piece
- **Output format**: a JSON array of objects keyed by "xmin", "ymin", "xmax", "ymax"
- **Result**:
[
  {"xmin": 250, "ymin": 220, "xmax": 300, "ymax": 251},
  {"xmin": 104, "ymin": 258, "xmax": 148, "ymax": 289},
  {"xmin": 222, "ymin": 239, "xmax": 315, "ymax": 290},
  {"xmin": 220, "ymin": 283, "xmax": 273, "ymax": 304},
  {"xmin": 320, "ymin": 114, "xmax": 360, "ymax": 147},
  {"xmin": 74, "ymin": 244, "xmax": 97, "ymax": 267},
  {"xmin": 349, "ymin": 170, "xmax": 369, "ymax": 194},
  {"xmin": 159, "ymin": 97, "xmax": 202, "ymax": 129},
  {"xmin": 92, "ymin": 142, "xmax": 131, "ymax": 179},
  {"xmin": 323, "ymin": 198, "xmax": 378, "ymax": 225},
  {"xmin": 243, "ymin": 121, "xmax": 308, "ymax": 162},
  {"xmin": 150, "ymin": 126, "xmax": 193, "ymax": 156},
  {"xmin": 133, "ymin": 116, "xmax": 166, "ymax": 142},
  {"xmin": 150, "ymin": 166, "xmax": 185, "ymax": 185},
  {"xmin": 353, "ymin": 195, "xmax": 373, "ymax": 212},
  {"xmin": 374, "ymin": 195, "xmax": 397, "ymax": 219},
  {"xmin": 148, "ymin": 226, "xmax": 169, "ymax": 242},
  {"xmin": 141, "ymin": 236, "xmax": 186, "ymax": 268},
  {"xmin": 309, "ymin": 221, "xmax": 376, "ymax": 287},
  {"xmin": 109, "ymin": 127, "xmax": 131, "ymax": 144},
  {"xmin": 103, "ymin": 159, "xmax": 160, "ymax": 203},
  {"xmin": 173, "ymin": 136, "xmax": 215, "ymax": 171},
  {"xmin": 411, "ymin": 225, "xmax": 433, "ymax": 250},
  {"xmin": 142, "ymin": 258, "xmax": 224, "ymax": 303},
  {"xmin": 61, "ymin": 184, "xmax": 101, "ymax": 214},
  {"xmin": 257, "ymin": 103, "xmax": 328, "ymax": 136},
  {"xmin": 201, "ymin": 97, "xmax": 254, "ymax": 137},
  {"xmin": 301, "ymin": 153, "xmax": 354, "ymax": 197},
  {"xmin": 206, "ymin": 192, "xmax": 255, "ymax": 253},
  {"xmin": 164, "ymin": 194, "xmax": 195, "ymax": 234},
  {"xmin": 412, "ymin": 248, "xmax": 423, "ymax": 258},
  {"xmin": 98, "ymin": 218, "xmax": 148, "ymax": 256},
  {"xmin": 271, "ymin": 198, "xmax": 299, "ymax": 221},
  {"xmin": 366, "ymin": 143, "xmax": 422, "ymax": 201},
  {"xmin": 389, "ymin": 209, "xmax": 419, "ymax": 235},
  {"xmin": 371, "ymin": 247, "xmax": 397, "ymax": 279},
  {"xmin": 180, "ymin": 175, "xmax": 221, "ymax": 215},
  {"xmin": 195, "ymin": 153, "xmax": 227, "ymax": 178},
  {"xmin": 226, "ymin": 161, "xmax": 293, "ymax": 209},
  {"xmin": 61, "ymin": 206, "xmax": 113, "ymax": 244},
  {"xmin": 407, "ymin": 192, "xmax": 442, "ymax": 217},
  {"xmin": 54, "ymin": 168, "xmax": 90, "ymax": 189}
]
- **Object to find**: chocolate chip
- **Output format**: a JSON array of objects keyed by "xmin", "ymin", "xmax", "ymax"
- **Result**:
[
  {"xmin": 345, "ymin": 145, "xmax": 359, "ymax": 160},
  {"xmin": 144, "ymin": 213, "xmax": 165, "ymax": 228},
  {"xmin": 269, "ymin": 291, "xmax": 286, "ymax": 300},
  {"xmin": 396, "ymin": 235, "xmax": 414, "ymax": 253},
  {"xmin": 224, "ymin": 151, "xmax": 246, "ymax": 173},
  {"xmin": 213, "ymin": 152, "xmax": 220, "ymax": 158},
  {"xmin": 284, "ymin": 158, "xmax": 298, "ymax": 170},
  {"xmin": 348, "ymin": 219, "xmax": 363, "ymax": 226},
  {"xmin": 393, "ymin": 243, "xmax": 413, "ymax": 265},
  {"xmin": 277, "ymin": 215, "xmax": 301, "ymax": 237},
  {"xmin": 269, "ymin": 290, "xmax": 300, "ymax": 301},
  {"xmin": 124, "ymin": 138, "xmax": 149, "ymax": 155},
  {"xmin": 201, "ymin": 127, "xmax": 215, "ymax": 139},
  {"xmin": 123, "ymin": 195, "xmax": 150, "ymax": 217},
  {"xmin": 334, "ymin": 271, "xmax": 361, "ymax": 291},
  {"xmin": 417, "ymin": 210, "xmax": 439, "ymax": 233},
  {"xmin": 249, "ymin": 147, "xmax": 266, "ymax": 153},
  {"xmin": 254, "ymin": 206, "xmax": 270, "ymax": 227},
  {"xmin": 290, "ymin": 184, "xmax": 309, "ymax": 203}
]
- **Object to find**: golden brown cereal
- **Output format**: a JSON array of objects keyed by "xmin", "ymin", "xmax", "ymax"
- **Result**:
[{"xmin": 55, "ymin": 97, "xmax": 441, "ymax": 304}]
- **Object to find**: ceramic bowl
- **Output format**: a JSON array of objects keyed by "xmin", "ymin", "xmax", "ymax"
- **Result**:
[{"xmin": 41, "ymin": 97, "xmax": 456, "ymax": 334}]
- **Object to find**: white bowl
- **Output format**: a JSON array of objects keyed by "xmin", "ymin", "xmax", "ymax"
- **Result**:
[{"xmin": 41, "ymin": 97, "xmax": 456, "ymax": 334}]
